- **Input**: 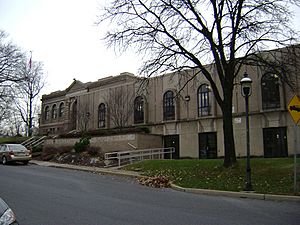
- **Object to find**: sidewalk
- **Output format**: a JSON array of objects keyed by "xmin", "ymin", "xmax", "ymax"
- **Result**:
[
  {"xmin": 30, "ymin": 160, "xmax": 141, "ymax": 178},
  {"xmin": 31, "ymin": 160, "xmax": 300, "ymax": 202}
]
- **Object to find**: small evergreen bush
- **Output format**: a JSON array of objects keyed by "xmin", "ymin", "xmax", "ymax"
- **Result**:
[
  {"xmin": 73, "ymin": 136, "xmax": 91, "ymax": 153},
  {"xmin": 140, "ymin": 126, "xmax": 150, "ymax": 133}
]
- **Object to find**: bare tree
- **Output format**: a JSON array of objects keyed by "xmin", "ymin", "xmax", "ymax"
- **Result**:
[
  {"xmin": 0, "ymin": 30, "xmax": 24, "ymax": 84},
  {"xmin": 9, "ymin": 111, "xmax": 23, "ymax": 136},
  {"xmin": 105, "ymin": 87, "xmax": 135, "ymax": 128},
  {"xmin": 76, "ymin": 101, "xmax": 91, "ymax": 133},
  {"xmin": 0, "ymin": 30, "xmax": 24, "ymax": 126},
  {"xmin": 14, "ymin": 60, "xmax": 45, "ymax": 136},
  {"xmin": 0, "ymin": 87, "xmax": 13, "ymax": 122},
  {"xmin": 1, "ymin": 110, "xmax": 24, "ymax": 136},
  {"xmin": 98, "ymin": 0, "xmax": 299, "ymax": 167}
]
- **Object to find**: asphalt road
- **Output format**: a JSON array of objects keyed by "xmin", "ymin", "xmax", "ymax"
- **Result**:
[{"xmin": 0, "ymin": 164, "xmax": 299, "ymax": 225}]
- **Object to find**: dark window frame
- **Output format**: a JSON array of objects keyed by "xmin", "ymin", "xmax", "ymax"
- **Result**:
[
  {"xmin": 197, "ymin": 84, "xmax": 211, "ymax": 116},
  {"xmin": 134, "ymin": 96, "xmax": 144, "ymax": 124},
  {"xmin": 98, "ymin": 103, "xmax": 106, "ymax": 128},
  {"xmin": 261, "ymin": 73, "xmax": 281, "ymax": 110},
  {"xmin": 198, "ymin": 132, "xmax": 218, "ymax": 159},
  {"xmin": 59, "ymin": 102, "xmax": 64, "ymax": 117},
  {"xmin": 263, "ymin": 127, "xmax": 288, "ymax": 158},
  {"xmin": 52, "ymin": 104, "xmax": 57, "ymax": 119},
  {"xmin": 163, "ymin": 90, "xmax": 175, "ymax": 121},
  {"xmin": 44, "ymin": 106, "xmax": 50, "ymax": 120}
]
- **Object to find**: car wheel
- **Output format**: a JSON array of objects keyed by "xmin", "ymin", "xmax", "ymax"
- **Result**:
[
  {"xmin": 2, "ymin": 156, "xmax": 7, "ymax": 165},
  {"xmin": 23, "ymin": 161, "xmax": 29, "ymax": 165}
]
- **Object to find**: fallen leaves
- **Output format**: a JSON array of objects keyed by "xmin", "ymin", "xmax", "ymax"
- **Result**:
[{"xmin": 138, "ymin": 176, "xmax": 171, "ymax": 188}]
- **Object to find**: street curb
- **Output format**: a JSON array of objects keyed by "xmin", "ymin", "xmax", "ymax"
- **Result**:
[
  {"xmin": 170, "ymin": 183, "xmax": 300, "ymax": 202},
  {"xmin": 31, "ymin": 160, "xmax": 300, "ymax": 202},
  {"xmin": 171, "ymin": 183, "xmax": 264, "ymax": 200},
  {"xmin": 264, "ymin": 194, "xmax": 300, "ymax": 202}
]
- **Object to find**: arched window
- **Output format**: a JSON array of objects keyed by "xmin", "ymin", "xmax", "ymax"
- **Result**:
[
  {"xmin": 163, "ymin": 90, "xmax": 175, "ymax": 120},
  {"xmin": 198, "ymin": 84, "xmax": 211, "ymax": 116},
  {"xmin": 59, "ymin": 102, "xmax": 64, "ymax": 117},
  {"xmin": 44, "ymin": 106, "xmax": 50, "ymax": 120},
  {"xmin": 52, "ymin": 104, "xmax": 57, "ymax": 119},
  {"xmin": 261, "ymin": 73, "xmax": 280, "ymax": 109},
  {"xmin": 134, "ymin": 96, "xmax": 144, "ymax": 124},
  {"xmin": 98, "ymin": 103, "xmax": 106, "ymax": 128}
]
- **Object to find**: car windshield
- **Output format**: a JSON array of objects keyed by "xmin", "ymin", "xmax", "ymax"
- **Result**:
[{"xmin": 7, "ymin": 144, "xmax": 27, "ymax": 151}]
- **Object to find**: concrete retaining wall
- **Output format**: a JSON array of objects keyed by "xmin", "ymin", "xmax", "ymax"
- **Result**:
[{"xmin": 43, "ymin": 133, "xmax": 163, "ymax": 152}]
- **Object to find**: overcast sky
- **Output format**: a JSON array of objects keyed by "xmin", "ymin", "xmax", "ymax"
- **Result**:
[
  {"xmin": 0, "ymin": 0, "xmax": 300, "ymax": 95},
  {"xmin": 0, "ymin": 0, "xmax": 141, "ymax": 95}
]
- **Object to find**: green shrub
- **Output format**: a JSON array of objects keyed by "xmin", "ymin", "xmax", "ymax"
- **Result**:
[
  {"xmin": 74, "ymin": 136, "xmax": 91, "ymax": 153},
  {"xmin": 140, "ymin": 126, "xmax": 150, "ymax": 133}
]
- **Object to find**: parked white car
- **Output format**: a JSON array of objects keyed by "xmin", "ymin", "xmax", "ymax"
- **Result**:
[{"xmin": 0, "ymin": 144, "xmax": 31, "ymax": 165}]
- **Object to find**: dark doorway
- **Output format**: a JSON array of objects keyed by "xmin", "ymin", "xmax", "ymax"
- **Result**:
[
  {"xmin": 198, "ymin": 132, "xmax": 217, "ymax": 159},
  {"xmin": 263, "ymin": 127, "xmax": 288, "ymax": 158},
  {"xmin": 163, "ymin": 135, "xmax": 180, "ymax": 159}
]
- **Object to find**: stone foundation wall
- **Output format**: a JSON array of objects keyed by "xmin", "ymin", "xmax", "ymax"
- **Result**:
[{"xmin": 43, "ymin": 133, "xmax": 163, "ymax": 153}]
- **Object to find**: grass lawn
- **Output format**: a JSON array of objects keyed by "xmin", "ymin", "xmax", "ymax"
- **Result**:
[
  {"xmin": 0, "ymin": 136, "xmax": 28, "ymax": 144},
  {"xmin": 124, "ymin": 158, "xmax": 299, "ymax": 195}
]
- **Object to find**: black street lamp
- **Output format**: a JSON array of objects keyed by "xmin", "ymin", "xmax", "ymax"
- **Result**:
[{"xmin": 240, "ymin": 72, "xmax": 254, "ymax": 191}]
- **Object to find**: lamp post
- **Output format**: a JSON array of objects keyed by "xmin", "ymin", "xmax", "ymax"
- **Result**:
[{"xmin": 240, "ymin": 72, "xmax": 253, "ymax": 191}]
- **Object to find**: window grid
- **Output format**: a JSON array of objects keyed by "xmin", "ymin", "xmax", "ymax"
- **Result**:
[
  {"xmin": 261, "ymin": 74, "xmax": 280, "ymax": 110},
  {"xmin": 163, "ymin": 91, "xmax": 175, "ymax": 120},
  {"xmin": 134, "ymin": 96, "xmax": 144, "ymax": 124},
  {"xmin": 59, "ymin": 103, "xmax": 64, "ymax": 117},
  {"xmin": 198, "ymin": 84, "xmax": 210, "ymax": 117},
  {"xmin": 44, "ymin": 106, "xmax": 50, "ymax": 120},
  {"xmin": 98, "ymin": 103, "xmax": 106, "ymax": 128},
  {"xmin": 52, "ymin": 105, "xmax": 57, "ymax": 119}
]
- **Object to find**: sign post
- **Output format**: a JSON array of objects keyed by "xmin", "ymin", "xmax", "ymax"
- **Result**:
[
  {"xmin": 288, "ymin": 95, "xmax": 300, "ymax": 194},
  {"xmin": 293, "ymin": 124, "xmax": 299, "ymax": 194}
]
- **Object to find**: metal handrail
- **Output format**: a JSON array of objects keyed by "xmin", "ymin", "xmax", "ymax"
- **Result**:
[
  {"xmin": 21, "ymin": 137, "xmax": 36, "ymax": 145},
  {"xmin": 21, "ymin": 136, "xmax": 47, "ymax": 148},
  {"xmin": 29, "ymin": 136, "xmax": 47, "ymax": 147},
  {"xmin": 104, "ymin": 147, "xmax": 175, "ymax": 168}
]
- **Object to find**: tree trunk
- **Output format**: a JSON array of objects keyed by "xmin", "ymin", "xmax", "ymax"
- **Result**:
[
  {"xmin": 222, "ymin": 86, "xmax": 237, "ymax": 167},
  {"xmin": 28, "ymin": 95, "xmax": 33, "ymax": 136}
]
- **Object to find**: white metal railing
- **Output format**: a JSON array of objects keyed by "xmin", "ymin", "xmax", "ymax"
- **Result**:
[
  {"xmin": 21, "ymin": 137, "xmax": 36, "ymax": 146},
  {"xmin": 21, "ymin": 136, "xmax": 47, "ymax": 148},
  {"xmin": 104, "ymin": 147, "xmax": 175, "ymax": 168}
]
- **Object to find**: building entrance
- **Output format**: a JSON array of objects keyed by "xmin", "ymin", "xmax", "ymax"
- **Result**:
[
  {"xmin": 263, "ymin": 127, "xmax": 288, "ymax": 158},
  {"xmin": 163, "ymin": 135, "xmax": 180, "ymax": 159},
  {"xmin": 198, "ymin": 132, "xmax": 217, "ymax": 159}
]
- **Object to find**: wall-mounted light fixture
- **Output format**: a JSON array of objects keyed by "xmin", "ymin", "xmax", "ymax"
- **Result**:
[{"xmin": 184, "ymin": 95, "xmax": 191, "ymax": 101}]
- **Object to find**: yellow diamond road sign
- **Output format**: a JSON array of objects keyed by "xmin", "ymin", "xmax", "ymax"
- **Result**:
[{"xmin": 288, "ymin": 95, "xmax": 300, "ymax": 124}]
